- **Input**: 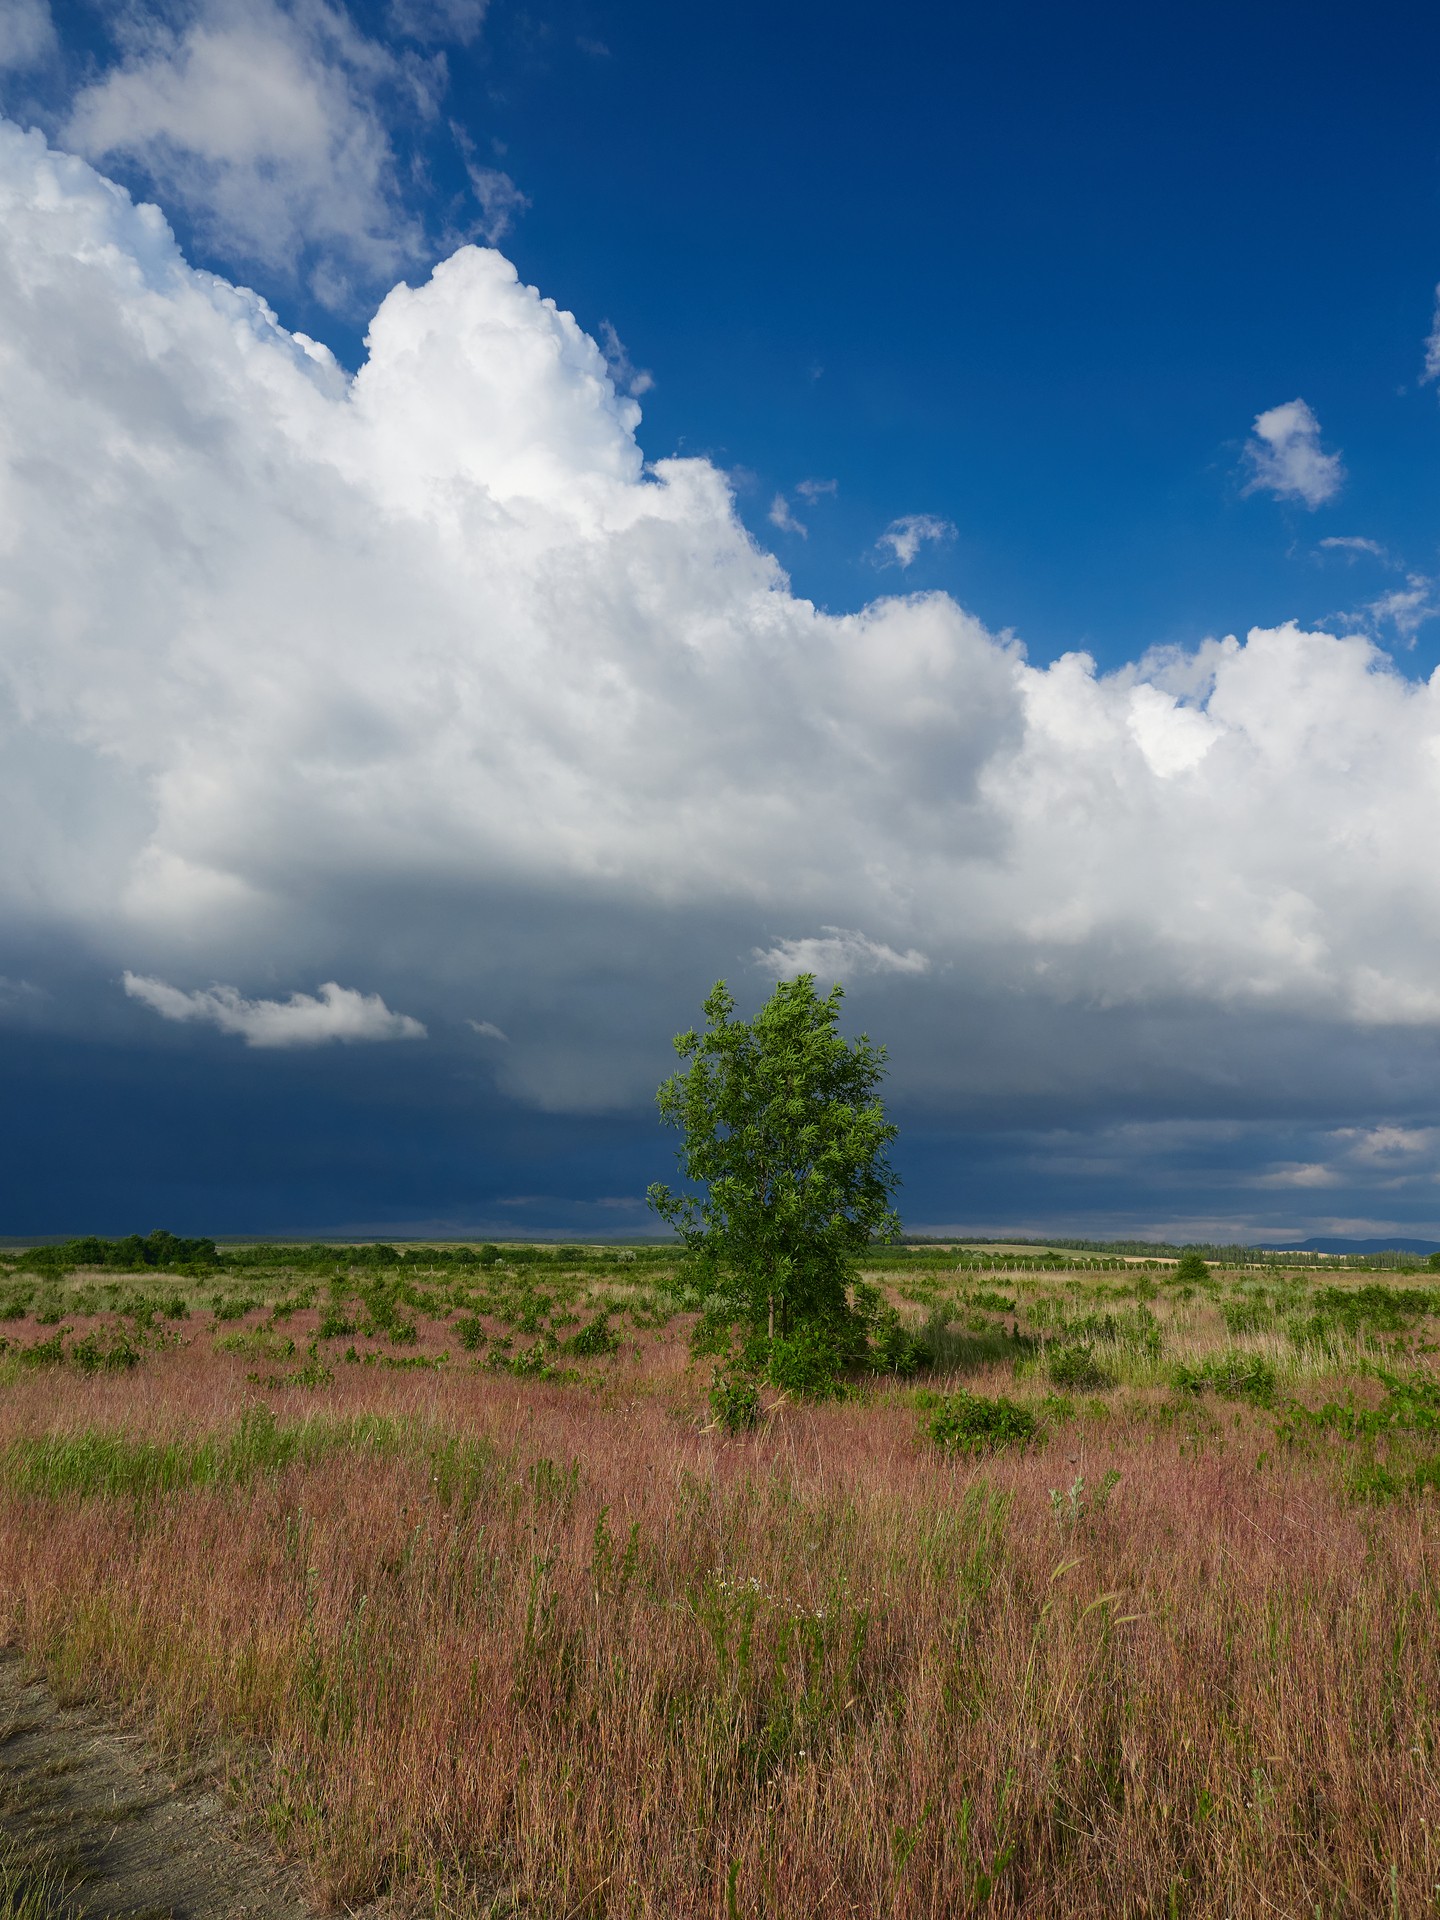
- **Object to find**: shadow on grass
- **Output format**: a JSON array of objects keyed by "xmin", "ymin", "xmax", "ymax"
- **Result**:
[{"xmin": 921, "ymin": 1316, "xmax": 1033, "ymax": 1377}]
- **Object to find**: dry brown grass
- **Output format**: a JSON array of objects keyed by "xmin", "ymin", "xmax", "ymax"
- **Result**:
[{"xmin": 1, "ymin": 1304, "xmax": 1439, "ymax": 1916}]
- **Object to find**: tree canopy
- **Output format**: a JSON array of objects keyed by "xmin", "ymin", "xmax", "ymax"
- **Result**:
[{"xmin": 647, "ymin": 975, "xmax": 900, "ymax": 1351}]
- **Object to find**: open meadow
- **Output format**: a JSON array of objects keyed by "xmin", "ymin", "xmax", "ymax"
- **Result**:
[{"xmin": 2, "ymin": 1238, "xmax": 1440, "ymax": 1916}]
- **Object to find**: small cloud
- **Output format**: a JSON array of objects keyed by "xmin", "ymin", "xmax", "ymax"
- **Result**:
[
  {"xmin": 768, "ymin": 494, "xmax": 807, "ymax": 538},
  {"xmin": 388, "ymin": 0, "xmax": 487, "ymax": 43},
  {"xmin": 1367, "ymin": 575, "xmax": 1437, "ymax": 644},
  {"xmin": 795, "ymin": 477, "xmax": 837, "ymax": 502},
  {"xmin": 467, "ymin": 1018, "xmax": 509, "ymax": 1041},
  {"xmin": 466, "ymin": 163, "xmax": 529, "ymax": 244},
  {"xmin": 123, "ymin": 973, "xmax": 426, "ymax": 1047},
  {"xmin": 1252, "ymin": 1162, "xmax": 1342, "ymax": 1189},
  {"xmin": 875, "ymin": 513, "xmax": 955, "ymax": 569},
  {"xmin": 598, "ymin": 320, "xmax": 653, "ymax": 398},
  {"xmin": 1423, "ymin": 285, "xmax": 1440, "ymax": 385},
  {"xmin": 0, "ymin": 976, "xmax": 48, "ymax": 1025},
  {"xmin": 1319, "ymin": 535, "xmax": 1388, "ymax": 561},
  {"xmin": 1241, "ymin": 398, "xmax": 1343, "ymax": 509},
  {"xmin": 0, "ymin": 0, "xmax": 55, "ymax": 70},
  {"xmin": 752, "ymin": 926, "xmax": 930, "ymax": 981},
  {"xmin": 1332, "ymin": 1125, "xmax": 1439, "ymax": 1162},
  {"xmin": 577, "ymin": 34, "xmax": 611, "ymax": 56}
]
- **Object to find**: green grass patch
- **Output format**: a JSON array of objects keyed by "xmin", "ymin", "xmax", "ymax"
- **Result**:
[{"xmin": 0, "ymin": 1406, "xmax": 408, "ymax": 1500}]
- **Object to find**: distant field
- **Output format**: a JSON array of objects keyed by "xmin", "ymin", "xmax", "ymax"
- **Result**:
[{"xmin": 1, "ymin": 1240, "xmax": 1439, "ymax": 1915}]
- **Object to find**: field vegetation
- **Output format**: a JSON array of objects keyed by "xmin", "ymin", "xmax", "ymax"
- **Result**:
[{"xmin": 1, "ymin": 1234, "xmax": 1440, "ymax": 1914}]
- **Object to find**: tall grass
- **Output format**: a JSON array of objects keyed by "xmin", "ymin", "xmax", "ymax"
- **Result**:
[
  {"xmin": 0, "ymin": 1337, "xmax": 1438, "ymax": 1917},
  {"xmin": 0, "ymin": 1845, "xmax": 71, "ymax": 1920}
]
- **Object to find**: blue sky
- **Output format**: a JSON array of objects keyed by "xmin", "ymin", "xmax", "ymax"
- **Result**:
[{"xmin": 3, "ymin": 0, "xmax": 1440, "ymax": 1240}]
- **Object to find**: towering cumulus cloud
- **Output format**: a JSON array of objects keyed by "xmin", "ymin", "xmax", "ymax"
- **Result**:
[{"xmin": 2, "ymin": 120, "xmax": 1440, "ymax": 1118}]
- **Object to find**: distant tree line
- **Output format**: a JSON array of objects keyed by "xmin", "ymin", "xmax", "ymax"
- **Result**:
[
  {"xmin": 902, "ymin": 1234, "xmax": 1438, "ymax": 1272},
  {"xmin": 24, "ymin": 1230, "xmax": 220, "ymax": 1273},
  {"xmin": 2, "ymin": 1235, "xmax": 677, "ymax": 1277}
]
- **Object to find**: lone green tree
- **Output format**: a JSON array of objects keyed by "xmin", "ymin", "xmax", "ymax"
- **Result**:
[{"xmin": 647, "ymin": 975, "xmax": 901, "ymax": 1362}]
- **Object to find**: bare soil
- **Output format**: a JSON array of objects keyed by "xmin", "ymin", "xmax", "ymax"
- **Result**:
[{"xmin": 0, "ymin": 1652, "xmax": 310, "ymax": 1919}]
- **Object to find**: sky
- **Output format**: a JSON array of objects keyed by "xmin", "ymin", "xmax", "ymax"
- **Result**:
[{"xmin": 3, "ymin": 0, "xmax": 1440, "ymax": 1242}]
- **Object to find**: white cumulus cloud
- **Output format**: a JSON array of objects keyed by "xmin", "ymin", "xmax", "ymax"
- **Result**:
[
  {"xmin": 123, "ymin": 974, "xmax": 426, "ymax": 1047},
  {"xmin": 1242, "ymin": 398, "xmax": 1344, "ymax": 508},
  {"xmin": 4, "ymin": 125, "xmax": 1440, "ymax": 1120}
]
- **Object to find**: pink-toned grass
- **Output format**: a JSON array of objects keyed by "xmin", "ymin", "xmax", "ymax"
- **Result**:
[{"xmin": 2, "ymin": 1335, "xmax": 1439, "ymax": 1916}]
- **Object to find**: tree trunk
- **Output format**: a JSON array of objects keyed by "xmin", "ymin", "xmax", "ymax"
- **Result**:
[{"xmin": 768, "ymin": 1293, "xmax": 774, "ymax": 1342}]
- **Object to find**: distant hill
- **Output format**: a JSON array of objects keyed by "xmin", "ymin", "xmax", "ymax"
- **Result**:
[{"xmin": 1277, "ymin": 1237, "xmax": 1440, "ymax": 1257}]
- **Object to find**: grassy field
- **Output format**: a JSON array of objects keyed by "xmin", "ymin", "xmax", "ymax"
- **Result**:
[{"xmin": 2, "ymin": 1241, "xmax": 1440, "ymax": 1915}]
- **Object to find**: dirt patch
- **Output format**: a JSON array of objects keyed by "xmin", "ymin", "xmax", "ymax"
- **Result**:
[{"xmin": 0, "ymin": 1651, "xmax": 312, "ymax": 1919}]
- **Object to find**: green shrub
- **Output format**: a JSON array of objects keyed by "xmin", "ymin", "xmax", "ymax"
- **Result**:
[
  {"xmin": 317, "ymin": 1303, "xmax": 356, "ymax": 1340},
  {"xmin": 67, "ymin": 1330, "xmax": 141, "ymax": 1375},
  {"xmin": 211, "ymin": 1294, "xmax": 261, "ymax": 1322},
  {"xmin": 927, "ymin": 1390, "xmax": 1038, "ymax": 1455},
  {"xmin": 14, "ymin": 1332, "xmax": 68, "ymax": 1369},
  {"xmin": 455, "ymin": 1313, "xmax": 487, "ymax": 1352},
  {"xmin": 6, "ymin": 1328, "xmax": 139, "ymax": 1374},
  {"xmin": 215, "ymin": 1329, "xmax": 295, "ymax": 1360},
  {"xmin": 1172, "ymin": 1350, "xmax": 1276, "ymax": 1405},
  {"xmin": 847, "ymin": 1279, "xmax": 924, "ymax": 1376},
  {"xmin": 751, "ymin": 1322, "xmax": 857, "ymax": 1399},
  {"xmin": 1074, "ymin": 1304, "xmax": 1162, "ymax": 1354},
  {"xmin": 1222, "ymin": 1297, "xmax": 1273, "ymax": 1335},
  {"xmin": 1307, "ymin": 1285, "xmax": 1435, "ymax": 1338},
  {"xmin": 1174, "ymin": 1252, "xmax": 1210, "ymax": 1284},
  {"xmin": 499, "ymin": 1340, "xmax": 553, "ymax": 1379},
  {"xmin": 0, "ymin": 1283, "xmax": 31, "ymax": 1321},
  {"xmin": 868, "ymin": 1315, "xmax": 925, "ymax": 1377},
  {"xmin": 510, "ymin": 1286, "xmax": 555, "ymax": 1334},
  {"xmin": 709, "ymin": 1368, "xmax": 761, "ymax": 1433},
  {"xmin": 1345, "ymin": 1453, "xmax": 1440, "ymax": 1503},
  {"xmin": 1291, "ymin": 1368, "xmax": 1440, "ymax": 1442},
  {"xmin": 566, "ymin": 1314, "xmax": 620, "ymax": 1358},
  {"xmin": 1046, "ymin": 1343, "xmax": 1116, "ymax": 1391}
]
